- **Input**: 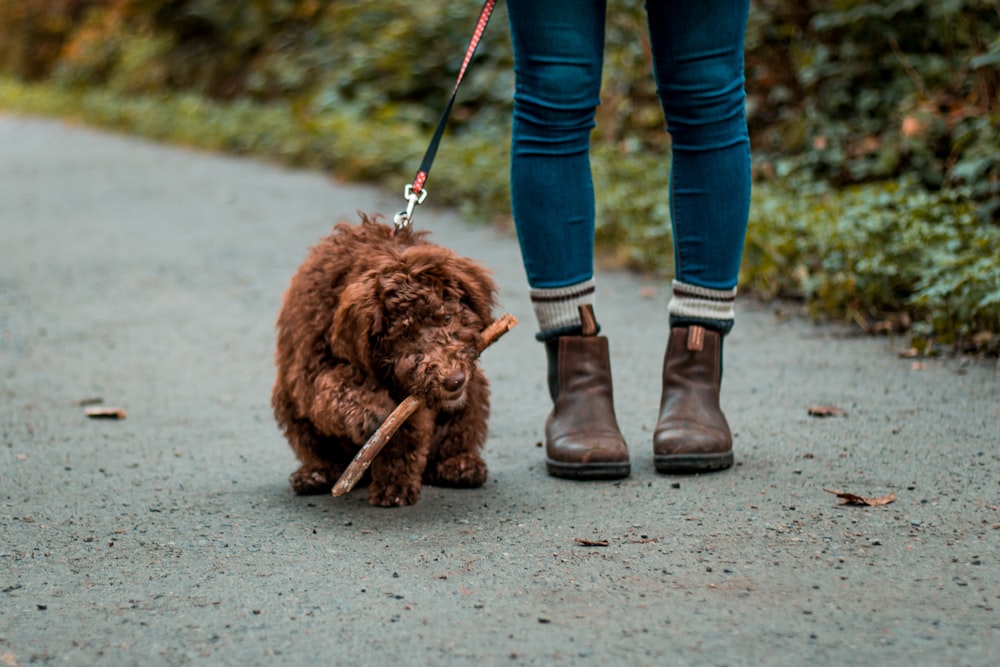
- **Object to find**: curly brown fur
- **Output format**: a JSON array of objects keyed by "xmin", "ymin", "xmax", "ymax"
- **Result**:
[{"xmin": 272, "ymin": 214, "xmax": 497, "ymax": 507}]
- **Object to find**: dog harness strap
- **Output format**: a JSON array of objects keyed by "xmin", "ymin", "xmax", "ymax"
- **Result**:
[{"xmin": 394, "ymin": 0, "xmax": 498, "ymax": 231}]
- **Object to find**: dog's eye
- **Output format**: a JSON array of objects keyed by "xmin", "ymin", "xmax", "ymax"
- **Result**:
[{"xmin": 443, "ymin": 315, "xmax": 452, "ymax": 325}]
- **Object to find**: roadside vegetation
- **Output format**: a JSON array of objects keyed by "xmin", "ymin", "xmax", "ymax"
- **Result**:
[{"xmin": 1, "ymin": 0, "xmax": 997, "ymax": 353}]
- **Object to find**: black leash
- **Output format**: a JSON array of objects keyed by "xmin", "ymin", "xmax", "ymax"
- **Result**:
[{"xmin": 393, "ymin": 0, "xmax": 499, "ymax": 230}]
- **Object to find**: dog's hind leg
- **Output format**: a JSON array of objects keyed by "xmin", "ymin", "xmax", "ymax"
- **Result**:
[
  {"xmin": 274, "ymin": 382, "xmax": 349, "ymax": 495},
  {"xmin": 424, "ymin": 375, "xmax": 490, "ymax": 488},
  {"xmin": 285, "ymin": 422, "xmax": 351, "ymax": 495},
  {"xmin": 290, "ymin": 463, "xmax": 343, "ymax": 495}
]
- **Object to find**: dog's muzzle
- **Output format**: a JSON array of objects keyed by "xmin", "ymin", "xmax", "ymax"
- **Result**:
[{"xmin": 438, "ymin": 369, "xmax": 469, "ymax": 410}]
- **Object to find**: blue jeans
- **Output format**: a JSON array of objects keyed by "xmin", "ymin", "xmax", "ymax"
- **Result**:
[{"xmin": 508, "ymin": 0, "xmax": 751, "ymax": 291}]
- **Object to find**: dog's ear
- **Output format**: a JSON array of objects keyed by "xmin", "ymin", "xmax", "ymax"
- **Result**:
[
  {"xmin": 329, "ymin": 271, "xmax": 385, "ymax": 374},
  {"xmin": 443, "ymin": 256, "xmax": 498, "ymax": 324}
]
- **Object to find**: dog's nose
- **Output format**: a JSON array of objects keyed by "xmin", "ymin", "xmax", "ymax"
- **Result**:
[{"xmin": 443, "ymin": 371, "xmax": 467, "ymax": 393}]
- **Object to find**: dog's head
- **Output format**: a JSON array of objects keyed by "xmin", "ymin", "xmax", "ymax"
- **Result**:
[{"xmin": 330, "ymin": 244, "xmax": 497, "ymax": 410}]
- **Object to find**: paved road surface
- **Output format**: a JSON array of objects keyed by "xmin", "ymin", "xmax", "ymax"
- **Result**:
[{"xmin": 1, "ymin": 115, "xmax": 997, "ymax": 666}]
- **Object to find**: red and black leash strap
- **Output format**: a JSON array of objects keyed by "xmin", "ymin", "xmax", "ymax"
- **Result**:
[{"xmin": 394, "ymin": 0, "xmax": 499, "ymax": 230}]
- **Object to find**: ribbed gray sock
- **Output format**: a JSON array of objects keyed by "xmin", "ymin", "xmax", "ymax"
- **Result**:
[
  {"xmin": 530, "ymin": 279, "xmax": 596, "ymax": 338},
  {"xmin": 667, "ymin": 279, "xmax": 736, "ymax": 327}
]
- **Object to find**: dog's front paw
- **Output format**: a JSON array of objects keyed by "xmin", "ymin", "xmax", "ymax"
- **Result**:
[
  {"xmin": 289, "ymin": 464, "xmax": 343, "ymax": 495},
  {"xmin": 426, "ymin": 453, "xmax": 488, "ymax": 488},
  {"xmin": 368, "ymin": 479, "xmax": 422, "ymax": 507},
  {"xmin": 344, "ymin": 391, "xmax": 398, "ymax": 444}
]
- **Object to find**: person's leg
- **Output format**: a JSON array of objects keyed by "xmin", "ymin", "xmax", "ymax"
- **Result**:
[
  {"xmin": 508, "ymin": 0, "xmax": 605, "ymax": 334},
  {"xmin": 645, "ymin": 0, "xmax": 751, "ymax": 473},
  {"xmin": 507, "ymin": 0, "xmax": 628, "ymax": 479}
]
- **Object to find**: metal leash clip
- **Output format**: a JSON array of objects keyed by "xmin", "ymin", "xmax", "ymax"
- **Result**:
[{"xmin": 393, "ymin": 184, "xmax": 428, "ymax": 229}]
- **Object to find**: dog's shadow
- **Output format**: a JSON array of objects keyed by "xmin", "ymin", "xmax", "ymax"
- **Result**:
[{"xmin": 268, "ymin": 479, "xmax": 503, "ymax": 531}]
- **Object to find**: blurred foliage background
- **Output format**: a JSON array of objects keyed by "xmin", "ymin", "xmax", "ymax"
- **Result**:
[{"xmin": 1, "ymin": 0, "xmax": 997, "ymax": 353}]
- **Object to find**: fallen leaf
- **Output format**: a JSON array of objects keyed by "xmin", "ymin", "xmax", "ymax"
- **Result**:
[
  {"xmin": 824, "ymin": 489, "xmax": 896, "ymax": 507},
  {"xmin": 971, "ymin": 330, "xmax": 996, "ymax": 347},
  {"xmin": 84, "ymin": 406, "xmax": 127, "ymax": 420},
  {"xmin": 808, "ymin": 405, "xmax": 847, "ymax": 418},
  {"xmin": 574, "ymin": 538, "xmax": 609, "ymax": 547},
  {"xmin": 911, "ymin": 361, "xmax": 927, "ymax": 371}
]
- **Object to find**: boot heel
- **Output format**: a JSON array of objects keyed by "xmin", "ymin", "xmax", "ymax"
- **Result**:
[
  {"xmin": 654, "ymin": 451, "xmax": 734, "ymax": 474},
  {"xmin": 546, "ymin": 457, "xmax": 632, "ymax": 480}
]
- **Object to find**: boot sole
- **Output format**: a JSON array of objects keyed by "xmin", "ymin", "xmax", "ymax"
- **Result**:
[
  {"xmin": 654, "ymin": 451, "xmax": 733, "ymax": 474},
  {"xmin": 546, "ymin": 459, "xmax": 631, "ymax": 481}
]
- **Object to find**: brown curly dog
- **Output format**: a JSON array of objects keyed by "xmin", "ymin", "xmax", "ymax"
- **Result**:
[{"xmin": 272, "ymin": 215, "xmax": 498, "ymax": 507}]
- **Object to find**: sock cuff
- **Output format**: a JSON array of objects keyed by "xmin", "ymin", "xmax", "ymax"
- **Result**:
[
  {"xmin": 530, "ymin": 279, "xmax": 596, "ymax": 335},
  {"xmin": 667, "ymin": 279, "xmax": 737, "ymax": 322}
]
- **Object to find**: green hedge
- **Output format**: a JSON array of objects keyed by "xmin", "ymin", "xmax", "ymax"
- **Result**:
[
  {"xmin": 1, "ymin": 0, "xmax": 996, "ymax": 353},
  {"xmin": 746, "ymin": 0, "xmax": 999, "ymax": 217}
]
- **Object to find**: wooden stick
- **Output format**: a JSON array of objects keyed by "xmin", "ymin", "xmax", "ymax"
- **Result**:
[
  {"xmin": 476, "ymin": 312, "xmax": 518, "ymax": 351},
  {"xmin": 330, "ymin": 395, "xmax": 422, "ymax": 497},
  {"xmin": 332, "ymin": 313, "xmax": 518, "ymax": 496}
]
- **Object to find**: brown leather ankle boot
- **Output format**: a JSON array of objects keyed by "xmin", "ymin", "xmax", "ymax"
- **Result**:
[
  {"xmin": 544, "ymin": 305, "xmax": 630, "ymax": 480},
  {"xmin": 653, "ymin": 325, "xmax": 734, "ymax": 473}
]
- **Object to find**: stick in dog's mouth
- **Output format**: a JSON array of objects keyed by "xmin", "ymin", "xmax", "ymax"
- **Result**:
[{"xmin": 331, "ymin": 313, "xmax": 518, "ymax": 497}]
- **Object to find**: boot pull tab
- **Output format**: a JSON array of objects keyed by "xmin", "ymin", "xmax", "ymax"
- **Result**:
[
  {"xmin": 579, "ymin": 304, "xmax": 598, "ymax": 337},
  {"xmin": 687, "ymin": 325, "xmax": 705, "ymax": 352}
]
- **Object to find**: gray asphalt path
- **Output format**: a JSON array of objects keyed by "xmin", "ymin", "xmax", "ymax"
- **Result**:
[{"xmin": 1, "ymin": 114, "xmax": 997, "ymax": 666}]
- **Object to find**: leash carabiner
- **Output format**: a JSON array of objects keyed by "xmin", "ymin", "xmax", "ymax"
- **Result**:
[{"xmin": 393, "ymin": 183, "xmax": 429, "ymax": 230}]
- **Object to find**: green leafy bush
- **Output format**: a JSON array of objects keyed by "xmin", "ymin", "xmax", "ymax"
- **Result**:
[
  {"xmin": 1, "ymin": 0, "xmax": 997, "ymax": 352},
  {"xmin": 3, "ymin": 0, "xmax": 995, "ymax": 217},
  {"xmin": 744, "ymin": 176, "xmax": 999, "ymax": 351},
  {"xmin": 746, "ymin": 0, "xmax": 999, "ymax": 221}
]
